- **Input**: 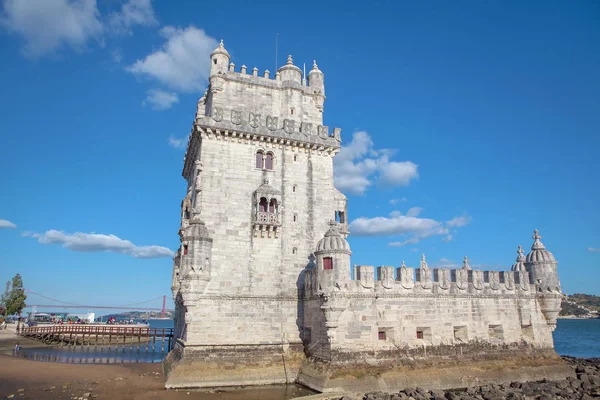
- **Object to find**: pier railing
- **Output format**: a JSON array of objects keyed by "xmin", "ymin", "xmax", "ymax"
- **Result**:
[{"xmin": 18, "ymin": 325, "xmax": 174, "ymax": 351}]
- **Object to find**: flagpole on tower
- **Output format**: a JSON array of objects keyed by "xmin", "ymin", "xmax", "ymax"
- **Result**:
[{"xmin": 275, "ymin": 32, "xmax": 279, "ymax": 73}]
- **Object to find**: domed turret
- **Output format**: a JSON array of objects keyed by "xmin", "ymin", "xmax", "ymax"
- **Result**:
[
  {"xmin": 210, "ymin": 40, "xmax": 230, "ymax": 74},
  {"xmin": 315, "ymin": 222, "xmax": 351, "ymax": 254},
  {"xmin": 511, "ymin": 245, "xmax": 527, "ymax": 272},
  {"xmin": 525, "ymin": 229, "xmax": 562, "ymax": 331},
  {"xmin": 526, "ymin": 230, "xmax": 556, "ymax": 264},
  {"xmin": 524, "ymin": 230, "xmax": 560, "ymax": 292},
  {"xmin": 277, "ymin": 55, "xmax": 302, "ymax": 86},
  {"xmin": 209, "ymin": 40, "xmax": 230, "ymax": 91},
  {"xmin": 308, "ymin": 60, "xmax": 325, "ymax": 111}
]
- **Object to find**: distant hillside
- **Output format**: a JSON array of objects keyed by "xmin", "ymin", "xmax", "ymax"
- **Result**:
[
  {"xmin": 567, "ymin": 294, "xmax": 600, "ymax": 313},
  {"xmin": 560, "ymin": 293, "xmax": 600, "ymax": 318},
  {"xmin": 98, "ymin": 310, "xmax": 173, "ymax": 320}
]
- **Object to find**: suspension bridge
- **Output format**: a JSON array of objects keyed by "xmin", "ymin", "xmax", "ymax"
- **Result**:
[{"xmin": 22, "ymin": 289, "xmax": 174, "ymax": 318}]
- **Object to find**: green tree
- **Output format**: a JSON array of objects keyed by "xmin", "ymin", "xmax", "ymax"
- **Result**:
[{"xmin": 2, "ymin": 274, "xmax": 26, "ymax": 316}]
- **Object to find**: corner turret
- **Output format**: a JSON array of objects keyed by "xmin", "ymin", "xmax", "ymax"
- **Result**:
[
  {"xmin": 209, "ymin": 40, "xmax": 230, "ymax": 91},
  {"xmin": 525, "ymin": 229, "xmax": 562, "ymax": 331},
  {"xmin": 277, "ymin": 55, "xmax": 302, "ymax": 87},
  {"xmin": 525, "ymin": 230, "xmax": 560, "ymax": 292},
  {"xmin": 511, "ymin": 245, "xmax": 527, "ymax": 272},
  {"xmin": 315, "ymin": 220, "xmax": 352, "ymax": 292},
  {"xmin": 179, "ymin": 213, "xmax": 213, "ymax": 306},
  {"xmin": 308, "ymin": 60, "xmax": 325, "ymax": 111}
]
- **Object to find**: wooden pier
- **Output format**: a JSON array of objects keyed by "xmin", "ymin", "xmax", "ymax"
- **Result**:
[{"xmin": 19, "ymin": 325, "xmax": 174, "ymax": 352}]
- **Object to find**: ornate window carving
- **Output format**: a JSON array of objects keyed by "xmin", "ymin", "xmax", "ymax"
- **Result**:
[{"xmin": 253, "ymin": 179, "xmax": 282, "ymax": 238}]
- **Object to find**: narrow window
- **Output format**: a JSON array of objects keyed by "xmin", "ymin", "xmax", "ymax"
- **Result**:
[
  {"xmin": 290, "ymin": 108, "xmax": 294, "ymax": 115},
  {"xmin": 259, "ymin": 197, "xmax": 268, "ymax": 212},
  {"xmin": 323, "ymin": 257, "xmax": 333, "ymax": 270},
  {"xmin": 416, "ymin": 330, "xmax": 423, "ymax": 339},
  {"xmin": 294, "ymin": 154, "xmax": 297, "ymax": 162},
  {"xmin": 335, "ymin": 211, "xmax": 345, "ymax": 224},
  {"xmin": 265, "ymin": 153, "xmax": 274, "ymax": 170},
  {"xmin": 488, "ymin": 325, "xmax": 504, "ymax": 340},
  {"xmin": 293, "ymin": 185, "xmax": 297, "ymax": 193},
  {"xmin": 184, "ymin": 209, "xmax": 190, "ymax": 219},
  {"xmin": 269, "ymin": 198, "xmax": 277, "ymax": 213},
  {"xmin": 213, "ymin": 59, "xmax": 217, "ymax": 65},
  {"xmin": 293, "ymin": 214, "xmax": 297, "ymax": 222},
  {"xmin": 256, "ymin": 151, "xmax": 264, "ymax": 169},
  {"xmin": 378, "ymin": 331, "xmax": 386, "ymax": 340},
  {"xmin": 292, "ymin": 247, "xmax": 297, "ymax": 255},
  {"xmin": 183, "ymin": 245, "xmax": 188, "ymax": 255}
]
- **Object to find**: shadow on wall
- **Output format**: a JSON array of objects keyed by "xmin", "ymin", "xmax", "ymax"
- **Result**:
[{"xmin": 296, "ymin": 254, "xmax": 316, "ymax": 348}]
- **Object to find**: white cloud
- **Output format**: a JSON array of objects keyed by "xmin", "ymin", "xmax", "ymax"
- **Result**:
[
  {"xmin": 21, "ymin": 231, "xmax": 40, "ymax": 238},
  {"xmin": 168, "ymin": 135, "xmax": 188, "ymax": 149},
  {"xmin": 349, "ymin": 210, "xmax": 472, "ymax": 246},
  {"xmin": 446, "ymin": 215, "xmax": 472, "ymax": 228},
  {"xmin": 589, "ymin": 248, "xmax": 600, "ymax": 253},
  {"xmin": 334, "ymin": 131, "xmax": 419, "ymax": 195},
  {"xmin": 24, "ymin": 229, "xmax": 174, "ymax": 258},
  {"xmin": 442, "ymin": 234, "xmax": 453, "ymax": 243},
  {"xmin": 406, "ymin": 207, "xmax": 423, "ymax": 218},
  {"xmin": 143, "ymin": 89, "xmax": 179, "ymax": 110},
  {"xmin": 0, "ymin": 219, "xmax": 16, "ymax": 229},
  {"xmin": 0, "ymin": 0, "xmax": 103, "ymax": 58},
  {"xmin": 108, "ymin": 0, "xmax": 157, "ymax": 35},
  {"xmin": 389, "ymin": 197, "xmax": 407, "ymax": 205},
  {"xmin": 127, "ymin": 26, "xmax": 217, "ymax": 92}
]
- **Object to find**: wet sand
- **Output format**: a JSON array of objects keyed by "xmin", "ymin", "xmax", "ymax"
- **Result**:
[{"xmin": 0, "ymin": 325, "xmax": 315, "ymax": 400}]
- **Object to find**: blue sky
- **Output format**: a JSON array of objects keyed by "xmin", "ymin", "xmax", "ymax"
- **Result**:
[{"xmin": 0, "ymin": 0, "xmax": 599, "ymax": 314}]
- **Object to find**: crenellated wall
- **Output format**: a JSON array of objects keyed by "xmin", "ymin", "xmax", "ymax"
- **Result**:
[{"xmin": 303, "ymin": 262, "xmax": 555, "ymax": 363}]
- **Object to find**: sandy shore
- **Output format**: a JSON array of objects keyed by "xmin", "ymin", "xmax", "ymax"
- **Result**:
[{"xmin": 0, "ymin": 325, "xmax": 316, "ymax": 400}]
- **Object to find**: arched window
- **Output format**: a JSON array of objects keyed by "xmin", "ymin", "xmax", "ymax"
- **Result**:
[
  {"xmin": 265, "ymin": 153, "xmax": 274, "ymax": 170},
  {"xmin": 269, "ymin": 198, "xmax": 277, "ymax": 213},
  {"xmin": 292, "ymin": 185, "xmax": 297, "ymax": 193},
  {"xmin": 259, "ymin": 197, "xmax": 268, "ymax": 212},
  {"xmin": 256, "ymin": 151, "xmax": 264, "ymax": 169},
  {"xmin": 292, "ymin": 247, "xmax": 297, "ymax": 255}
]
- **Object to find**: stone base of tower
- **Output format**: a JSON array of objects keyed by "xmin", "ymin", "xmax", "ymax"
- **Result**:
[
  {"xmin": 297, "ymin": 345, "xmax": 574, "ymax": 394},
  {"xmin": 163, "ymin": 341, "xmax": 306, "ymax": 389}
]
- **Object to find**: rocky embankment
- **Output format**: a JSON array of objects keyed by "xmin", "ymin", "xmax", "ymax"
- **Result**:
[{"xmin": 351, "ymin": 357, "xmax": 600, "ymax": 400}]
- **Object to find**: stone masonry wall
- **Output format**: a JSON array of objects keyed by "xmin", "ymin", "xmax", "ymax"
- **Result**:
[{"xmin": 304, "ymin": 265, "xmax": 554, "ymax": 362}]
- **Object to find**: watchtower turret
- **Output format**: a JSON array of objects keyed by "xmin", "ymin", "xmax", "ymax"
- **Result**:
[
  {"xmin": 314, "ymin": 220, "xmax": 352, "ymax": 291},
  {"xmin": 525, "ymin": 229, "xmax": 562, "ymax": 331},
  {"xmin": 209, "ymin": 40, "xmax": 230, "ymax": 91},
  {"xmin": 308, "ymin": 60, "xmax": 325, "ymax": 111},
  {"xmin": 525, "ymin": 230, "xmax": 560, "ymax": 292},
  {"xmin": 277, "ymin": 55, "xmax": 302, "ymax": 86}
]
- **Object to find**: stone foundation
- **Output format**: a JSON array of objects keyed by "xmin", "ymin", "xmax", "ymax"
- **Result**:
[
  {"xmin": 163, "ymin": 341, "xmax": 305, "ymax": 389},
  {"xmin": 297, "ymin": 345, "xmax": 575, "ymax": 393}
]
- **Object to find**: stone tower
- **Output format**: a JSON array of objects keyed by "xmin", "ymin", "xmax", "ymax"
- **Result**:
[{"xmin": 165, "ymin": 40, "xmax": 348, "ymax": 388}]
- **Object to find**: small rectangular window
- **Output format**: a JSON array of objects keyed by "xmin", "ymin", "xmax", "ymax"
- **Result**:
[
  {"xmin": 183, "ymin": 245, "xmax": 188, "ymax": 255},
  {"xmin": 416, "ymin": 330, "xmax": 423, "ymax": 339},
  {"xmin": 378, "ymin": 331, "xmax": 386, "ymax": 340},
  {"xmin": 323, "ymin": 257, "xmax": 333, "ymax": 270},
  {"xmin": 489, "ymin": 324, "xmax": 504, "ymax": 340}
]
